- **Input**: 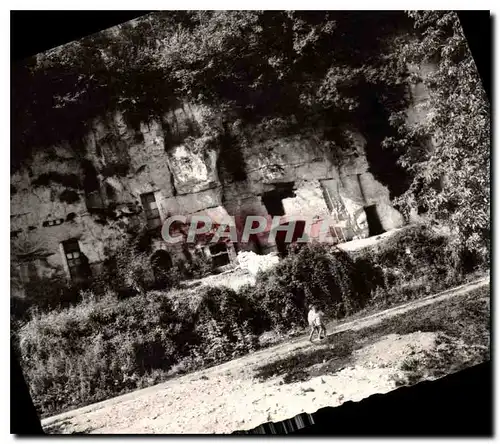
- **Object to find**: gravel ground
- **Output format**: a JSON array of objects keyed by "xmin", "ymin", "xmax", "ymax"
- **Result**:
[{"xmin": 45, "ymin": 332, "xmax": 438, "ymax": 434}]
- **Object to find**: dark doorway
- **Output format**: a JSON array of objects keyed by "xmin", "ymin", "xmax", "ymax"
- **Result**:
[
  {"xmin": 275, "ymin": 230, "xmax": 288, "ymax": 257},
  {"xmin": 364, "ymin": 205, "xmax": 385, "ymax": 237},
  {"xmin": 274, "ymin": 220, "xmax": 307, "ymax": 257},
  {"xmin": 262, "ymin": 193, "xmax": 286, "ymax": 217},
  {"xmin": 261, "ymin": 183, "xmax": 295, "ymax": 217},
  {"xmin": 62, "ymin": 239, "xmax": 91, "ymax": 283}
]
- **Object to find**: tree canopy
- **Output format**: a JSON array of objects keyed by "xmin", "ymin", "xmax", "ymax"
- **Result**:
[{"xmin": 12, "ymin": 11, "xmax": 412, "ymax": 161}]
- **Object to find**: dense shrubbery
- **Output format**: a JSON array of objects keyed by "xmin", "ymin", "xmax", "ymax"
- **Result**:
[
  {"xmin": 373, "ymin": 225, "xmax": 455, "ymax": 274},
  {"xmin": 103, "ymin": 232, "xmax": 214, "ymax": 297},
  {"xmin": 16, "ymin": 285, "xmax": 262, "ymax": 417},
  {"xmin": 185, "ymin": 287, "xmax": 261, "ymax": 368},
  {"xmin": 242, "ymin": 243, "xmax": 379, "ymax": 331},
  {"xmin": 384, "ymin": 11, "xmax": 490, "ymax": 260},
  {"xmin": 357, "ymin": 224, "xmax": 485, "ymax": 306}
]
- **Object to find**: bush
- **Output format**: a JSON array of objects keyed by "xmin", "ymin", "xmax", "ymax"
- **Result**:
[
  {"xmin": 15, "ymin": 284, "xmax": 262, "ymax": 417},
  {"xmin": 112, "ymin": 245, "xmax": 155, "ymax": 297},
  {"xmin": 362, "ymin": 225, "xmax": 452, "ymax": 274},
  {"xmin": 101, "ymin": 228, "xmax": 181, "ymax": 297},
  {"xmin": 244, "ymin": 243, "xmax": 378, "ymax": 331},
  {"xmin": 357, "ymin": 224, "xmax": 475, "ymax": 305},
  {"xmin": 192, "ymin": 287, "xmax": 261, "ymax": 364},
  {"xmin": 99, "ymin": 230, "xmax": 215, "ymax": 297},
  {"xmin": 17, "ymin": 291, "xmax": 190, "ymax": 416},
  {"xmin": 183, "ymin": 254, "xmax": 213, "ymax": 279}
]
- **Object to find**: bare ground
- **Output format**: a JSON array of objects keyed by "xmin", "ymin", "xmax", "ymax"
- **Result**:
[{"xmin": 42, "ymin": 275, "xmax": 490, "ymax": 434}]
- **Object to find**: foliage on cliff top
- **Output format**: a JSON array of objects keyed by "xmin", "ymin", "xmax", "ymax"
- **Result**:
[{"xmin": 12, "ymin": 11, "xmax": 412, "ymax": 169}]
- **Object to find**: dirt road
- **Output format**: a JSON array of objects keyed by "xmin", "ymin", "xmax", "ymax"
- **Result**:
[{"xmin": 42, "ymin": 275, "xmax": 490, "ymax": 434}]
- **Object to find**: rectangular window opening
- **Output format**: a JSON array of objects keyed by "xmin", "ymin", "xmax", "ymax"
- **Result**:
[{"xmin": 140, "ymin": 192, "xmax": 162, "ymax": 230}]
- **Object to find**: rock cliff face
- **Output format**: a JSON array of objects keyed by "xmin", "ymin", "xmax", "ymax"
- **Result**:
[{"xmin": 11, "ymin": 98, "xmax": 413, "ymax": 291}]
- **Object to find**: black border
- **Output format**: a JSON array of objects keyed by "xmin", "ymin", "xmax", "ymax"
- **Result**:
[{"xmin": 10, "ymin": 10, "xmax": 493, "ymax": 436}]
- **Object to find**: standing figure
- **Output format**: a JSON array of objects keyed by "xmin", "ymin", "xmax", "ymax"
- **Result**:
[{"xmin": 308, "ymin": 304, "xmax": 326, "ymax": 342}]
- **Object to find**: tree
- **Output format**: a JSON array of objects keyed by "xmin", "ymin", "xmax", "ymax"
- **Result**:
[
  {"xmin": 158, "ymin": 11, "xmax": 411, "ymax": 124},
  {"xmin": 383, "ymin": 11, "xmax": 490, "ymax": 261}
]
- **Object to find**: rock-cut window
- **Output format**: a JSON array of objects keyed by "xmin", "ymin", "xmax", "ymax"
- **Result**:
[
  {"xmin": 208, "ymin": 242, "xmax": 231, "ymax": 268},
  {"xmin": 140, "ymin": 192, "xmax": 162, "ymax": 231}
]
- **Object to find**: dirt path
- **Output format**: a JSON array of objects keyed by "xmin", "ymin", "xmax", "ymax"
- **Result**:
[{"xmin": 42, "ymin": 275, "xmax": 490, "ymax": 434}]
